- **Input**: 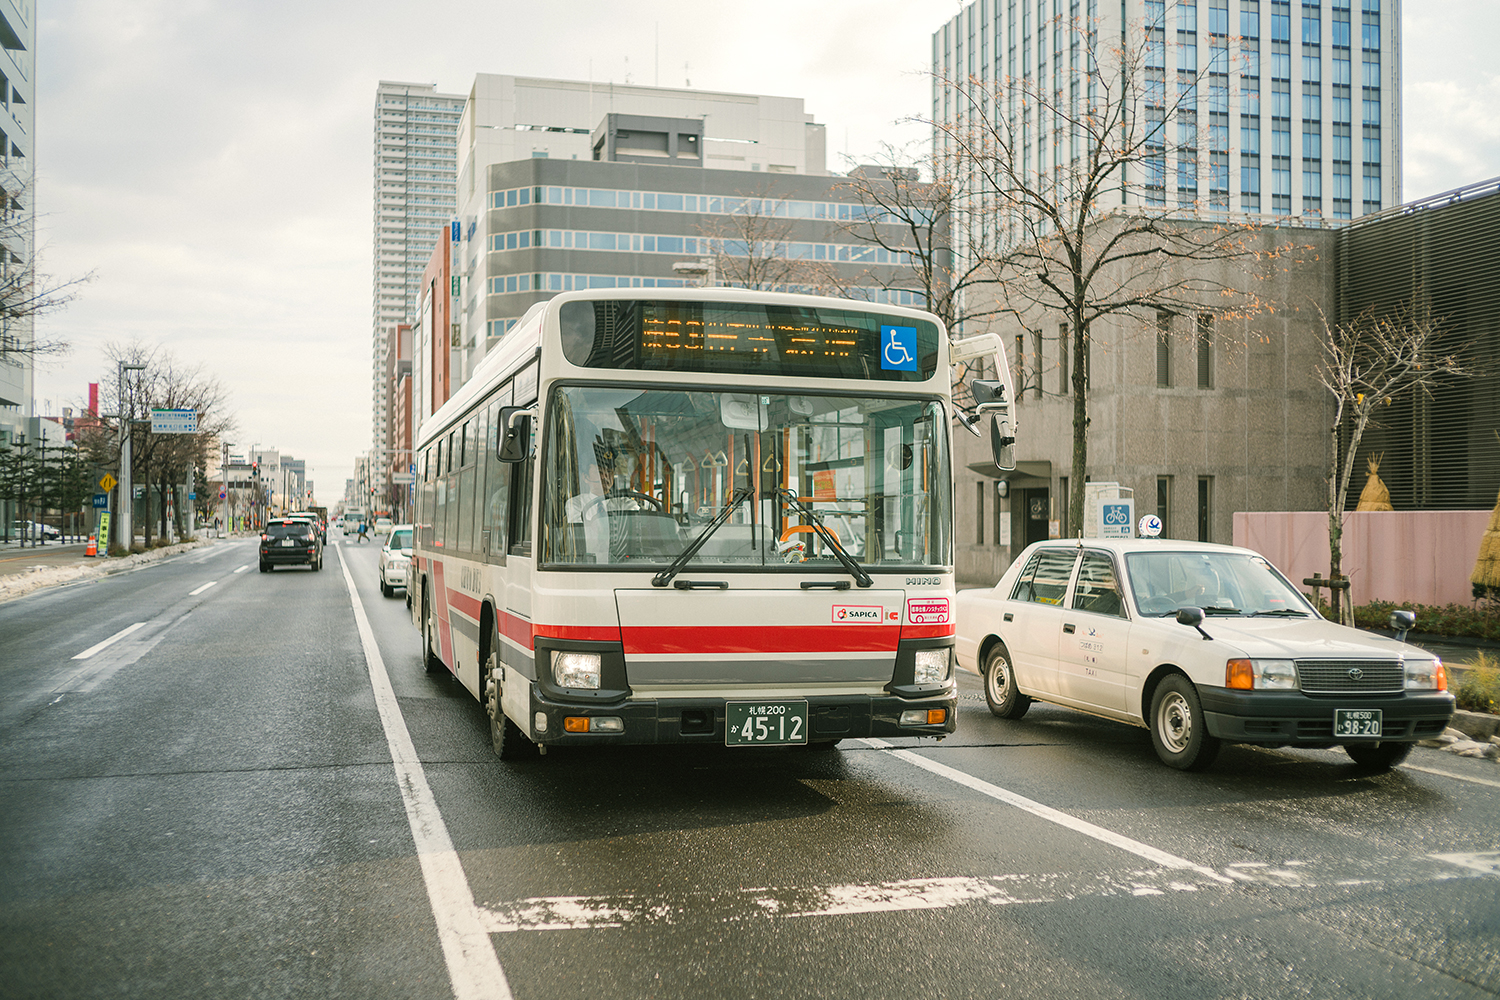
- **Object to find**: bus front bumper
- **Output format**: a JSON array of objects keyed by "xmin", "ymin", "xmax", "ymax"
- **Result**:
[{"xmin": 526, "ymin": 686, "xmax": 957, "ymax": 747}]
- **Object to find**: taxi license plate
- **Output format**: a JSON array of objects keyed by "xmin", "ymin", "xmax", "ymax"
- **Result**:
[
  {"xmin": 1334, "ymin": 709, "xmax": 1382, "ymax": 737},
  {"xmin": 726, "ymin": 700, "xmax": 808, "ymax": 746}
]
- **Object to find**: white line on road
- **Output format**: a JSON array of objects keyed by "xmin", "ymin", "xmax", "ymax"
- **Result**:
[
  {"xmin": 337, "ymin": 546, "xmax": 513, "ymax": 1000},
  {"xmin": 71, "ymin": 622, "xmax": 148, "ymax": 660},
  {"xmin": 233, "ymin": 563, "xmax": 251, "ymax": 574},
  {"xmin": 1404, "ymin": 764, "xmax": 1500, "ymax": 789},
  {"xmin": 188, "ymin": 580, "xmax": 217, "ymax": 596},
  {"xmin": 855, "ymin": 739, "xmax": 1235, "ymax": 884}
]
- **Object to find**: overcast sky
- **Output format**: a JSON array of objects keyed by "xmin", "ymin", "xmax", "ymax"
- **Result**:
[{"xmin": 32, "ymin": 0, "xmax": 1500, "ymax": 507}]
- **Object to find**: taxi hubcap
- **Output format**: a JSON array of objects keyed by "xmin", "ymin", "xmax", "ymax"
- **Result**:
[{"xmin": 1159, "ymin": 693, "xmax": 1191, "ymax": 752}]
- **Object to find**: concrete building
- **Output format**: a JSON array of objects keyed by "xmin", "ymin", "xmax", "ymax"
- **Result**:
[
  {"xmin": 932, "ymin": 0, "xmax": 1402, "ymax": 223},
  {"xmin": 0, "ymin": 0, "xmax": 34, "ymax": 534},
  {"xmin": 372, "ymin": 81, "xmax": 464, "ymax": 500},
  {"xmin": 448, "ymin": 76, "xmax": 842, "ymax": 380}
]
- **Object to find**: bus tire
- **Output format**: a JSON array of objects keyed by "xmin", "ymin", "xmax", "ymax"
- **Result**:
[
  {"xmin": 421, "ymin": 584, "xmax": 443, "ymax": 675},
  {"xmin": 485, "ymin": 623, "xmax": 535, "ymax": 760}
]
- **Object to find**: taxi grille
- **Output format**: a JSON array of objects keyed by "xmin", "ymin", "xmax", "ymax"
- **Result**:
[{"xmin": 1296, "ymin": 659, "xmax": 1403, "ymax": 695}]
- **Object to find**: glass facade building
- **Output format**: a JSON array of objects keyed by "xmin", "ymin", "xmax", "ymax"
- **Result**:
[{"xmin": 931, "ymin": 0, "xmax": 1400, "ymax": 224}]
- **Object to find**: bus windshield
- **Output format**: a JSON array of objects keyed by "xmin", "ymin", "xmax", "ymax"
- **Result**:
[{"xmin": 540, "ymin": 385, "xmax": 950, "ymax": 571}]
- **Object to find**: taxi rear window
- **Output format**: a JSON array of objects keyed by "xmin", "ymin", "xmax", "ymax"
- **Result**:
[{"xmin": 1011, "ymin": 548, "xmax": 1078, "ymax": 605}]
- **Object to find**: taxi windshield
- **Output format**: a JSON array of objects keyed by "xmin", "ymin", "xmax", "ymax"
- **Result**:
[{"xmin": 1125, "ymin": 550, "xmax": 1315, "ymax": 617}]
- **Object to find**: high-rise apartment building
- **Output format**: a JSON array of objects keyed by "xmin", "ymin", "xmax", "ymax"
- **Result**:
[
  {"xmin": 0, "ymin": 0, "xmax": 35, "ymax": 529},
  {"xmin": 931, "ymin": 0, "xmax": 1400, "ymax": 223},
  {"xmin": 372, "ymin": 82, "xmax": 464, "ymax": 483}
]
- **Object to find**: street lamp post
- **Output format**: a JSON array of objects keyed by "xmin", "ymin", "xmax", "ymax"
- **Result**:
[{"xmin": 117, "ymin": 362, "xmax": 146, "ymax": 552}]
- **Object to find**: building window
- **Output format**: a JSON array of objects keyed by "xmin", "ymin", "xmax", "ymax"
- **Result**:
[
  {"xmin": 976, "ymin": 480, "xmax": 986, "ymax": 545},
  {"xmin": 1032, "ymin": 328, "xmax": 1044, "ymax": 399},
  {"xmin": 1156, "ymin": 310, "xmax": 1173, "ymax": 387},
  {"xmin": 1157, "ymin": 476, "xmax": 1173, "ymax": 537},
  {"xmin": 1198, "ymin": 476, "xmax": 1213, "ymax": 542},
  {"xmin": 1196, "ymin": 313, "xmax": 1214, "ymax": 388},
  {"xmin": 1058, "ymin": 323, "xmax": 1070, "ymax": 394}
]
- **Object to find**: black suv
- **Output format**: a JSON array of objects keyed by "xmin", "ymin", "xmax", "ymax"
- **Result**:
[{"xmin": 260, "ymin": 518, "xmax": 323, "ymax": 572}]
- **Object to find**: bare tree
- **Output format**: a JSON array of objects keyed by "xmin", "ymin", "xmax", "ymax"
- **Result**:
[
  {"xmin": 93, "ymin": 342, "xmax": 234, "ymax": 545},
  {"xmin": 1313, "ymin": 301, "xmax": 1475, "ymax": 623},
  {"xmin": 0, "ymin": 187, "xmax": 93, "ymax": 363},
  {"xmin": 925, "ymin": 6, "xmax": 1297, "ymax": 531},
  {"xmin": 697, "ymin": 186, "xmax": 853, "ymax": 295}
]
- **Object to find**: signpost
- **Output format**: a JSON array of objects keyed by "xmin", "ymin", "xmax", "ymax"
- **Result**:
[{"xmin": 150, "ymin": 408, "xmax": 198, "ymax": 434}]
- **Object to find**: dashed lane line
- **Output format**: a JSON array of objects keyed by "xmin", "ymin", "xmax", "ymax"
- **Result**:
[{"xmin": 71, "ymin": 621, "xmax": 147, "ymax": 660}]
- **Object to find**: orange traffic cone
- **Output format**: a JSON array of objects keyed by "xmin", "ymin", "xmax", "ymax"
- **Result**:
[{"xmin": 86, "ymin": 535, "xmax": 97, "ymax": 557}]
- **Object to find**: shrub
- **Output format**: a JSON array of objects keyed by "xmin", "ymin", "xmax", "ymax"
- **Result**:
[
  {"xmin": 1352, "ymin": 600, "xmax": 1500, "ymax": 642},
  {"xmin": 1452, "ymin": 653, "xmax": 1500, "ymax": 715},
  {"xmin": 107, "ymin": 543, "xmax": 128, "ymax": 558}
]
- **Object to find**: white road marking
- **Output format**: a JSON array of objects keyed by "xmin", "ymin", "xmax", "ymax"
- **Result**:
[
  {"xmin": 189, "ymin": 546, "xmax": 234, "ymax": 564},
  {"xmin": 337, "ymin": 547, "xmax": 512, "ymax": 1000},
  {"xmin": 71, "ymin": 622, "xmax": 148, "ymax": 660},
  {"xmin": 474, "ymin": 854, "xmax": 1499, "ymax": 933},
  {"xmin": 189, "ymin": 581, "xmax": 217, "ymax": 596},
  {"xmin": 856, "ymin": 739, "xmax": 1235, "ymax": 883},
  {"xmin": 1404, "ymin": 764, "xmax": 1500, "ymax": 789},
  {"xmin": 233, "ymin": 564, "xmax": 252, "ymax": 574}
]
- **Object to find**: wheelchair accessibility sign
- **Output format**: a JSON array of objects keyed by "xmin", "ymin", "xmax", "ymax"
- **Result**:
[{"xmin": 880, "ymin": 325, "xmax": 918, "ymax": 372}]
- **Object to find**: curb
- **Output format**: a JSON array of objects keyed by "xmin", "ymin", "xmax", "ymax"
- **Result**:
[{"xmin": 0, "ymin": 539, "xmax": 215, "ymax": 604}]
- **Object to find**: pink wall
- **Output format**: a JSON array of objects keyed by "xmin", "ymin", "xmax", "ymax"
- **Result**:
[{"xmin": 1234, "ymin": 511, "xmax": 1493, "ymax": 607}]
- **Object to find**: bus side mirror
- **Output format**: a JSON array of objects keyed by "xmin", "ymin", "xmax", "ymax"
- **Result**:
[
  {"xmin": 497, "ymin": 407, "xmax": 533, "ymax": 463},
  {"xmin": 989, "ymin": 416, "xmax": 1016, "ymax": 472}
]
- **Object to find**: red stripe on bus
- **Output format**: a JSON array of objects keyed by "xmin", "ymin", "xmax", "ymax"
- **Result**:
[
  {"xmin": 532, "ymin": 624, "xmax": 622, "ymax": 644},
  {"xmin": 620, "ymin": 624, "xmax": 899, "ymax": 655},
  {"xmin": 901, "ymin": 623, "xmax": 956, "ymax": 639},
  {"xmin": 446, "ymin": 589, "xmax": 483, "ymax": 622}
]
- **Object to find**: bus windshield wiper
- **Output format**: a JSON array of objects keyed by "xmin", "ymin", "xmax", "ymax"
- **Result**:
[
  {"xmin": 652, "ymin": 486, "xmax": 753, "ymax": 588},
  {"xmin": 776, "ymin": 487, "xmax": 873, "ymax": 589}
]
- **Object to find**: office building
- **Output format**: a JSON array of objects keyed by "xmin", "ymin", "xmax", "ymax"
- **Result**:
[
  {"xmin": 931, "ymin": 0, "xmax": 1401, "ymax": 223},
  {"xmin": 372, "ymin": 81, "xmax": 465, "ymax": 492},
  {"xmin": 0, "ymin": 0, "xmax": 34, "ymax": 534}
]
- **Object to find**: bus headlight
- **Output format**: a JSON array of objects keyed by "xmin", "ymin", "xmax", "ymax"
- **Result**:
[
  {"xmin": 913, "ymin": 648, "xmax": 952, "ymax": 685},
  {"xmin": 552, "ymin": 651, "xmax": 602, "ymax": 690}
]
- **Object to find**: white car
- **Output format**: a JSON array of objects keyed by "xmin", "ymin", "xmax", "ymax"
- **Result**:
[
  {"xmin": 955, "ymin": 538, "xmax": 1454, "ymax": 771},
  {"xmin": 378, "ymin": 524, "xmax": 413, "ymax": 597}
]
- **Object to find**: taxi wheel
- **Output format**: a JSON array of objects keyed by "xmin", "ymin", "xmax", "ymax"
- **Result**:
[
  {"xmin": 983, "ymin": 643, "xmax": 1031, "ymax": 719},
  {"xmin": 1343, "ymin": 741, "xmax": 1414, "ymax": 770},
  {"xmin": 421, "ymin": 585, "xmax": 444, "ymax": 674},
  {"xmin": 486, "ymin": 623, "xmax": 535, "ymax": 760},
  {"xmin": 1149, "ymin": 674, "xmax": 1221, "ymax": 771},
  {"xmin": 380, "ymin": 578, "xmax": 392, "ymax": 598}
]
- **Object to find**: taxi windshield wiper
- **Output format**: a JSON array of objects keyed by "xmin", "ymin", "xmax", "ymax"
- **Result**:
[
  {"xmin": 652, "ymin": 486, "xmax": 752, "ymax": 588},
  {"xmin": 1249, "ymin": 608, "xmax": 1311, "ymax": 617},
  {"xmin": 776, "ymin": 487, "xmax": 873, "ymax": 589}
]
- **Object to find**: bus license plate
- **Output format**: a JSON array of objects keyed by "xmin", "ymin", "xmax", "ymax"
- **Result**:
[
  {"xmin": 726, "ymin": 701, "xmax": 809, "ymax": 746},
  {"xmin": 1334, "ymin": 709, "xmax": 1382, "ymax": 737}
]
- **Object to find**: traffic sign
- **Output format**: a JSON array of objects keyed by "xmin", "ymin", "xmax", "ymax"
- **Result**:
[
  {"xmin": 150, "ymin": 408, "xmax": 198, "ymax": 434},
  {"xmin": 99, "ymin": 473, "xmax": 118, "ymax": 492},
  {"xmin": 91, "ymin": 493, "xmax": 109, "ymax": 509}
]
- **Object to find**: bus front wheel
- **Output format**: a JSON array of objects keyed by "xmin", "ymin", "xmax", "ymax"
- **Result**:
[{"xmin": 486, "ymin": 622, "xmax": 535, "ymax": 760}]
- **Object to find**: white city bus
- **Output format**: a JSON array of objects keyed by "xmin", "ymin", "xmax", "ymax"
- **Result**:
[{"xmin": 408, "ymin": 288, "xmax": 1011, "ymax": 757}]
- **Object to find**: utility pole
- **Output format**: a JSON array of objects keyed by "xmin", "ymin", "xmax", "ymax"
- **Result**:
[{"xmin": 117, "ymin": 362, "xmax": 146, "ymax": 552}]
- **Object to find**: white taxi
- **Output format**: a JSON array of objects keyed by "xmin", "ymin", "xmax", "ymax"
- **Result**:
[
  {"xmin": 955, "ymin": 538, "xmax": 1454, "ymax": 771},
  {"xmin": 378, "ymin": 524, "xmax": 413, "ymax": 598}
]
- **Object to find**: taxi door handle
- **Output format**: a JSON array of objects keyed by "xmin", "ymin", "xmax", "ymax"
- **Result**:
[
  {"xmin": 1003, "ymin": 613, "xmax": 1014, "ymax": 622},
  {"xmin": 1062, "ymin": 623, "xmax": 1076, "ymax": 634}
]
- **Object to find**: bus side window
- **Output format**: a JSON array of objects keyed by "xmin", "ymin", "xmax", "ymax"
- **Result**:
[
  {"xmin": 509, "ymin": 391, "xmax": 535, "ymax": 557},
  {"xmin": 485, "ymin": 394, "xmax": 512, "ymax": 563}
]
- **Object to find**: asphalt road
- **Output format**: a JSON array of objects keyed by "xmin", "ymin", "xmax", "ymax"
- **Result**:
[{"xmin": 1, "ymin": 538, "xmax": 1496, "ymax": 999}]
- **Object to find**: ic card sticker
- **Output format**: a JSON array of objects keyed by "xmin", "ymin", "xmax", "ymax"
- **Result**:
[
  {"xmin": 833, "ymin": 605, "xmax": 884, "ymax": 623},
  {"xmin": 906, "ymin": 598, "xmax": 951, "ymax": 624}
]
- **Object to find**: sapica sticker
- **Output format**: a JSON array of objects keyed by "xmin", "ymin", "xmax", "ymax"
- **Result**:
[
  {"xmin": 906, "ymin": 597, "xmax": 951, "ymax": 625},
  {"xmin": 833, "ymin": 605, "xmax": 884, "ymax": 623}
]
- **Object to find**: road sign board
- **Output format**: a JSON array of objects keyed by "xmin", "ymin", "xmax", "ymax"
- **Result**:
[
  {"xmin": 99, "ymin": 473, "xmax": 118, "ymax": 492},
  {"xmin": 150, "ymin": 408, "xmax": 198, "ymax": 434},
  {"xmin": 91, "ymin": 493, "xmax": 109, "ymax": 509}
]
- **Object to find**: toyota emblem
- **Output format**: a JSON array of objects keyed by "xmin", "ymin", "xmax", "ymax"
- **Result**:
[{"xmin": 1347, "ymin": 667, "xmax": 1364, "ymax": 680}]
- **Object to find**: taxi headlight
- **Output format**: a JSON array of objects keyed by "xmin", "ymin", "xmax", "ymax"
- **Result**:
[
  {"xmin": 552, "ymin": 651, "xmax": 602, "ymax": 690},
  {"xmin": 913, "ymin": 648, "xmax": 952, "ymax": 685},
  {"xmin": 1226, "ymin": 658, "xmax": 1298, "ymax": 690},
  {"xmin": 1404, "ymin": 657, "xmax": 1446, "ymax": 691}
]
